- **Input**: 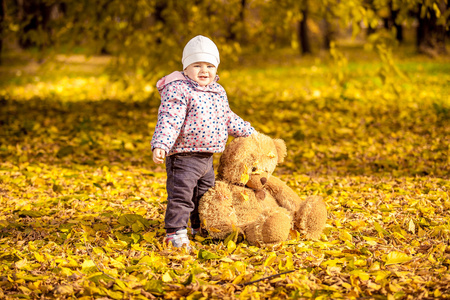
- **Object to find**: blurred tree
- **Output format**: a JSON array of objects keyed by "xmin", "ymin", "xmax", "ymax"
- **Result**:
[
  {"xmin": 93, "ymin": 0, "xmax": 111, "ymax": 55},
  {"xmin": 382, "ymin": 3, "xmax": 403, "ymax": 42},
  {"xmin": 321, "ymin": 7, "xmax": 336, "ymax": 50},
  {"xmin": 416, "ymin": 0, "xmax": 448, "ymax": 56},
  {"xmin": 312, "ymin": 0, "xmax": 339, "ymax": 50},
  {"xmin": 227, "ymin": 0, "xmax": 246, "ymax": 42},
  {"xmin": 0, "ymin": 0, "xmax": 4, "ymax": 64},
  {"xmin": 298, "ymin": 0, "xmax": 312, "ymax": 54},
  {"xmin": 153, "ymin": 0, "xmax": 167, "ymax": 45},
  {"xmin": 1, "ymin": 0, "xmax": 448, "ymax": 72},
  {"xmin": 380, "ymin": 0, "xmax": 448, "ymax": 54},
  {"xmin": 16, "ymin": 0, "xmax": 54, "ymax": 49}
]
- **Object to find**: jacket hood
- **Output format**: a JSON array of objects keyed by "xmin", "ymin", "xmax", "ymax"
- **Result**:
[
  {"xmin": 156, "ymin": 71, "xmax": 187, "ymax": 92},
  {"xmin": 156, "ymin": 71, "xmax": 220, "ymax": 93}
]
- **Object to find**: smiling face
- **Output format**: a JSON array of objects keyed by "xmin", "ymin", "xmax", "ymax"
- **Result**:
[{"xmin": 184, "ymin": 62, "xmax": 217, "ymax": 86}]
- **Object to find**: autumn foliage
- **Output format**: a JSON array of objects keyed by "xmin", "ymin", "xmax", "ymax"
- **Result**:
[{"xmin": 0, "ymin": 46, "xmax": 449, "ymax": 299}]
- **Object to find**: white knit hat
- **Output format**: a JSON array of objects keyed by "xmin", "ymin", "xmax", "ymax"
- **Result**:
[{"xmin": 182, "ymin": 35, "xmax": 220, "ymax": 69}]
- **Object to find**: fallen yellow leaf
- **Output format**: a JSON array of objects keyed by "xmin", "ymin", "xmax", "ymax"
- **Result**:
[
  {"xmin": 162, "ymin": 272, "xmax": 172, "ymax": 282},
  {"xmin": 240, "ymin": 164, "xmax": 249, "ymax": 184},
  {"xmin": 241, "ymin": 190, "xmax": 249, "ymax": 202},
  {"xmin": 385, "ymin": 251, "xmax": 411, "ymax": 265},
  {"xmin": 208, "ymin": 227, "xmax": 222, "ymax": 233}
]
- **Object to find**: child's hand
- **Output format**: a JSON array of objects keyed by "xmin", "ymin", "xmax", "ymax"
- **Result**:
[{"xmin": 153, "ymin": 148, "xmax": 166, "ymax": 164}]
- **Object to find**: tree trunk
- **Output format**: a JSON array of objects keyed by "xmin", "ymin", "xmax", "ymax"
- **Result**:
[
  {"xmin": 0, "ymin": 0, "xmax": 4, "ymax": 65},
  {"xmin": 382, "ymin": 6, "xmax": 403, "ymax": 43},
  {"xmin": 416, "ymin": 1, "xmax": 447, "ymax": 56},
  {"xmin": 154, "ymin": 0, "xmax": 167, "ymax": 44},
  {"xmin": 322, "ymin": 19, "xmax": 333, "ymax": 50},
  {"xmin": 391, "ymin": 9, "xmax": 403, "ymax": 42},
  {"xmin": 298, "ymin": 7, "xmax": 311, "ymax": 55},
  {"xmin": 227, "ymin": 0, "xmax": 246, "ymax": 42},
  {"xmin": 18, "ymin": 0, "xmax": 53, "ymax": 49},
  {"xmin": 96, "ymin": 1, "xmax": 110, "ymax": 55}
]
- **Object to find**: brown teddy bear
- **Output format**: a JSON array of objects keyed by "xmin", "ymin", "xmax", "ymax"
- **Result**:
[{"xmin": 198, "ymin": 132, "xmax": 327, "ymax": 246}]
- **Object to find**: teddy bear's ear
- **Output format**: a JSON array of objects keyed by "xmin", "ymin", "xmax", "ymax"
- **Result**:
[{"xmin": 273, "ymin": 139, "xmax": 287, "ymax": 163}]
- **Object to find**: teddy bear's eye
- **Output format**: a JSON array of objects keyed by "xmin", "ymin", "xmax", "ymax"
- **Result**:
[{"xmin": 252, "ymin": 167, "xmax": 257, "ymax": 172}]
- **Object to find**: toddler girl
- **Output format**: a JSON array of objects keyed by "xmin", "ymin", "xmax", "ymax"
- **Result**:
[{"xmin": 151, "ymin": 35, "xmax": 255, "ymax": 249}]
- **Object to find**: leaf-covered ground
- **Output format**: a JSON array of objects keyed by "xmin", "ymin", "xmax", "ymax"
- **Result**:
[{"xmin": 1, "ymin": 49, "xmax": 449, "ymax": 299}]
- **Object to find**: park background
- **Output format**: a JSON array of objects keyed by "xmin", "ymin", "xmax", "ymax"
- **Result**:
[{"xmin": 0, "ymin": 0, "xmax": 449, "ymax": 299}]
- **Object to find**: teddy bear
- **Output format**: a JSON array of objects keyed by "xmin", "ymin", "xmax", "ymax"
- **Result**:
[{"xmin": 198, "ymin": 132, "xmax": 327, "ymax": 246}]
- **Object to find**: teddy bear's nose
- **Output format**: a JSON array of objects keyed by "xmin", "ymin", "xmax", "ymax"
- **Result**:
[{"xmin": 260, "ymin": 177, "xmax": 267, "ymax": 185}]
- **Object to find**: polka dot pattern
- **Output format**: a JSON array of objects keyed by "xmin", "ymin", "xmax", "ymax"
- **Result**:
[{"xmin": 151, "ymin": 72, "xmax": 254, "ymax": 156}]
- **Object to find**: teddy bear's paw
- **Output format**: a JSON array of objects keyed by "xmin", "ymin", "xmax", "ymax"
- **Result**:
[
  {"xmin": 246, "ymin": 207, "xmax": 292, "ymax": 246},
  {"xmin": 294, "ymin": 196, "xmax": 327, "ymax": 240}
]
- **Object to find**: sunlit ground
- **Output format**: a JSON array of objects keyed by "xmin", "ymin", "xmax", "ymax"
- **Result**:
[{"xmin": 1, "ymin": 43, "xmax": 450, "ymax": 299}]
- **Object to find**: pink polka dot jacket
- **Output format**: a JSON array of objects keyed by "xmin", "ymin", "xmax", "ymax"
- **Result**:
[{"xmin": 151, "ymin": 71, "xmax": 254, "ymax": 156}]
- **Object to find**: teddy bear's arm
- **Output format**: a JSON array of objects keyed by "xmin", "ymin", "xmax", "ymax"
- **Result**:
[
  {"xmin": 198, "ymin": 181, "xmax": 238, "ymax": 240},
  {"xmin": 264, "ymin": 176, "xmax": 302, "ymax": 213},
  {"xmin": 265, "ymin": 177, "xmax": 327, "ymax": 239}
]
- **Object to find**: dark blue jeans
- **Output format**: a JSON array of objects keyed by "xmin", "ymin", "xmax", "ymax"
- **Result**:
[{"xmin": 165, "ymin": 153, "xmax": 215, "ymax": 233}]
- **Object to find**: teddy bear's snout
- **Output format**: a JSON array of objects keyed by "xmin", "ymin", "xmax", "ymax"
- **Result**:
[{"xmin": 260, "ymin": 177, "xmax": 267, "ymax": 185}]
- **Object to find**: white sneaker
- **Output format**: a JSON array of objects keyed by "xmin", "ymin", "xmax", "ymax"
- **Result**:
[{"xmin": 165, "ymin": 229, "xmax": 191, "ymax": 249}]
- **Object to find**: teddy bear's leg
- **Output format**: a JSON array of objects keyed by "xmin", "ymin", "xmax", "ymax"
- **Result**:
[
  {"xmin": 198, "ymin": 181, "xmax": 238, "ymax": 240},
  {"xmin": 294, "ymin": 195, "xmax": 327, "ymax": 239},
  {"xmin": 245, "ymin": 207, "xmax": 292, "ymax": 246}
]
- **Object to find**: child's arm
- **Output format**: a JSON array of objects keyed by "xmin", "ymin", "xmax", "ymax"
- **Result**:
[
  {"xmin": 151, "ymin": 82, "xmax": 188, "ymax": 154},
  {"xmin": 222, "ymin": 91, "xmax": 254, "ymax": 137},
  {"xmin": 226, "ymin": 109, "xmax": 255, "ymax": 138}
]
